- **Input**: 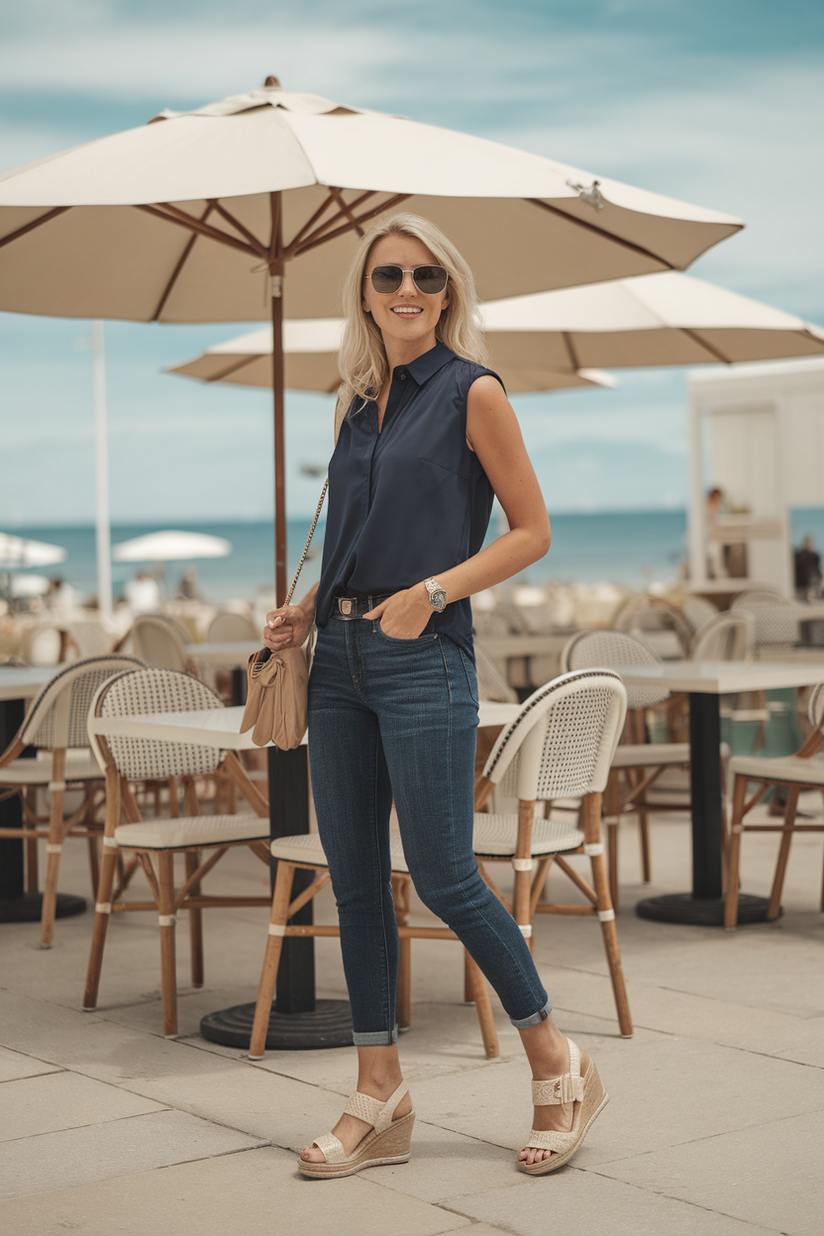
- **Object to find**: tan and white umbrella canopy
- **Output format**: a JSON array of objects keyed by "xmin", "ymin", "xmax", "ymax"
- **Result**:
[
  {"xmin": 0, "ymin": 77, "xmax": 743, "ymax": 598},
  {"xmin": 480, "ymin": 271, "xmax": 824, "ymax": 371},
  {"xmin": 0, "ymin": 532, "xmax": 67, "ymax": 570},
  {"xmin": 0, "ymin": 80, "xmax": 743, "ymax": 320},
  {"xmin": 112, "ymin": 530, "xmax": 232, "ymax": 563},
  {"xmin": 167, "ymin": 319, "xmax": 618, "ymax": 394}
]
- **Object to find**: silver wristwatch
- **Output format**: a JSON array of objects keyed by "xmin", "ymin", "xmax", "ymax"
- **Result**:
[{"xmin": 424, "ymin": 577, "xmax": 447, "ymax": 612}]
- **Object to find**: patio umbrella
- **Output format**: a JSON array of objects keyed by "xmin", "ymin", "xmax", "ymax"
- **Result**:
[
  {"xmin": 479, "ymin": 271, "xmax": 824, "ymax": 371},
  {"xmin": 166, "ymin": 319, "xmax": 619, "ymax": 394},
  {"xmin": 112, "ymin": 530, "xmax": 232, "ymax": 562},
  {"xmin": 0, "ymin": 77, "xmax": 742, "ymax": 599},
  {"xmin": 0, "ymin": 532, "xmax": 67, "ymax": 570}
]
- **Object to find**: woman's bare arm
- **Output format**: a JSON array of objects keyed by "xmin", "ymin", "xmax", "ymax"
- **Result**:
[{"xmin": 367, "ymin": 375, "xmax": 550, "ymax": 637}]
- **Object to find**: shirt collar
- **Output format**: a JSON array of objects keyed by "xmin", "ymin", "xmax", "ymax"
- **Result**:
[{"xmin": 398, "ymin": 341, "xmax": 455, "ymax": 386}]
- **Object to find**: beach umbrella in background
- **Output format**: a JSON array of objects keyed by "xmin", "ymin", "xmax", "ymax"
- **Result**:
[
  {"xmin": 0, "ymin": 532, "xmax": 67, "ymax": 570},
  {"xmin": 112, "ymin": 530, "xmax": 232, "ymax": 563},
  {"xmin": 479, "ymin": 272, "xmax": 824, "ymax": 371},
  {"xmin": 166, "ymin": 319, "xmax": 619, "ymax": 394},
  {"xmin": 0, "ymin": 77, "xmax": 743, "ymax": 600}
]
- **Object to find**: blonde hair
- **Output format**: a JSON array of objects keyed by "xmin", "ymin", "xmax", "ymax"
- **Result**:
[{"xmin": 336, "ymin": 213, "xmax": 489, "ymax": 414}]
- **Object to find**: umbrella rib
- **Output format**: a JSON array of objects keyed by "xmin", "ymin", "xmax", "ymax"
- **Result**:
[
  {"xmin": 283, "ymin": 189, "xmax": 342, "ymax": 257},
  {"xmin": 327, "ymin": 187, "xmax": 366, "ymax": 238},
  {"xmin": 528, "ymin": 199, "xmax": 677, "ymax": 270},
  {"xmin": 152, "ymin": 202, "xmax": 215, "ymax": 321},
  {"xmin": 211, "ymin": 202, "xmax": 269, "ymax": 258},
  {"xmin": 134, "ymin": 204, "xmax": 261, "ymax": 259},
  {"xmin": 208, "ymin": 355, "xmax": 259, "ymax": 382},
  {"xmin": 0, "ymin": 206, "xmax": 71, "ymax": 250},
  {"xmin": 679, "ymin": 327, "xmax": 733, "ymax": 364},
  {"xmin": 295, "ymin": 194, "xmax": 412, "ymax": 257},
  {"xmin": 285, "ymin": 188, "xmax": 380, "ymax": 258},
  {"xmin": 561, "ymin": 331, "xmax": 581, "ymax": 369}
]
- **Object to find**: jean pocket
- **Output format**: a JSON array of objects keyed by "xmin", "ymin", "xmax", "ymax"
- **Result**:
[{"xmin": 375, "ymin": 619, "xmax": 437, "ymax": 644}]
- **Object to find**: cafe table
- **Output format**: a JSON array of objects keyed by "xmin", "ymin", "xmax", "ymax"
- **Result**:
[
  {"xmin": 87, "ymin": 699, "xmax": 519, "ymax": 1049},
  {"xmin": 611, "ymin": 659, "xmax": 824, "ymax": 926},
  {"xmin": 0, "ymin": 665, "xmax": 88, "ymax": 922}
]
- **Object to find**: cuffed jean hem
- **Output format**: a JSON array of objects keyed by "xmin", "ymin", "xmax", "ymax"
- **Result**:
[
  {"xmin": 509, "ymin": 1000, "xmax": 552, "ymax": 1030},
  {"xmin": 352, "ymin": 1026, "xmax": 399, "ymax": 1047}
]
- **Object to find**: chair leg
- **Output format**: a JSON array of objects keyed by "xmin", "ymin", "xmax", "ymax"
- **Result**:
[
  {"xmin": 392, "ymin": 874, "xmax": 411, "ymax": 1030},
  {"xmin": 637, "ymin": 802, "xmax": 652, "ymax": 885},
  {"xmin": 84, "ymin": 773, "xmax": 122, "ymax": 1010},
  {"xmin": 463, "ymin": 949, "xmax": 474, "ymax": 1004},
  {"xmin": 513, "ymin": 799, "xmax": 535, "ymax": 947},
  {"xmin": 465, "ymin": 952, "xmax": 499, "ymax": 1059},
  {"xmin": 767, "ymin": 784, "xmax": 800, "ymax": 921},
  {"xmin": 24, "ymin": 789, "xmax": 38, "ymax": 894},
  {"xmin": 583, "ymin": 793, "xmax": 632, "ymax": 1037},
  {"xmin": 249, "ymin": 860, "xmax": 296, "ymax": 1059},
  {"xmin": 40, "ymin": 750, "xmax": 66, "ymax": 948},
  {"xmin": 87, "ymin": 834, "xmax": 100, "ymax": 898},
  {"xmin": 157, "ymin": 851, "xmax": 178, "ymax": 1037},
  {"xmin": 724, "ymin": 774, "xmax": 749, "ymax": 930},
  {"xmin": 603, "ymin": 772, "xmax": 621, "ymax": 910},
  {"xmin": 185, "ymin": 849, "xmax": 204, "ymax": 988}
]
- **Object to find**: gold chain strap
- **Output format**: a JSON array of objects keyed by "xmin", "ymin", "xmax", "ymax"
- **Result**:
[{"xmin": 284, "ymin": 479, "xmax": 329, "ymax": 606}]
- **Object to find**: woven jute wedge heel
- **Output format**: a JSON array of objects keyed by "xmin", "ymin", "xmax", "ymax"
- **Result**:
[
  {"xmin": 297, "ymin": 1081, "xmax": 415, "ymax": 1179},
  {"xmin": 518, "ymin": 1038, "xmax": 608, "ymax": 1176}
]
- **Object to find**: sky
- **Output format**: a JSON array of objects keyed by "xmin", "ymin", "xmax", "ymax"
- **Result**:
[{"xmin": 1, "ymin": 0, "xmax": 822, "ymax": 526}]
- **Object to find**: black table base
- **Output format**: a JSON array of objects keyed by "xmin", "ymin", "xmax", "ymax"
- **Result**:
[
  {"xmin": 0, "ymin": 892, "xmax": 86, "ymax": 924},
  {"xmin": 200, "ymin": 999, "xmax": 353, "ymax": 1050},
  {"xmin": 636, "ymin": 891, "xmax": 777, "ymax": 927}
]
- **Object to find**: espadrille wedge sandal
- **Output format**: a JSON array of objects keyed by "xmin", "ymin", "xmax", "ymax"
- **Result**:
[
  {"xmin": 297, "ymin": 1082, "xmax": 415, "ymax": 1179},
  {"xmin": 518, "ymin": 1038, "xmax": 608, "ymax": 1176}
]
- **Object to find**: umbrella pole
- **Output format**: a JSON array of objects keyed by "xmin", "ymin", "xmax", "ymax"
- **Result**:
[
  {"xmin": 92, "ymin": 321, "xmax": 112, "ymax": 618},
  {"xmin": 271, "ymin": 282, "xmax": 287, "ymax": 606}
]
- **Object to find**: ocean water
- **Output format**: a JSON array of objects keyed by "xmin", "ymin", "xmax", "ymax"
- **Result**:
[{"xmin": 9, "ymin": 507, "xmax": 824, "ymax": 606}]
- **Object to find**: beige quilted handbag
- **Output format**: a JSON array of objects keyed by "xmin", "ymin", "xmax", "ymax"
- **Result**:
[{"xmin": 240, "ymin": 480, "xmax": 327, "ymax": 749}]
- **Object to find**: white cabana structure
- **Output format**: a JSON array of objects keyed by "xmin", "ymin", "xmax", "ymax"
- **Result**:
[{"xmin": 687, "ymin": 358, "xmax": 824, "ymax": 596}]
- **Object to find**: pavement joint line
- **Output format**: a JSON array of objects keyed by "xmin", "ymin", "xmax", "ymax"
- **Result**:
[{"xmin": 582, "ymin": 1167, "xmax": 790, "ymax": 1234}]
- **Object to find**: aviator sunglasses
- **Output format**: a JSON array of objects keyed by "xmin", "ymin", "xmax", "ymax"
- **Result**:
[{"xmin": 364, "ymin": 264, "xmax": 449, "ymax": 295}]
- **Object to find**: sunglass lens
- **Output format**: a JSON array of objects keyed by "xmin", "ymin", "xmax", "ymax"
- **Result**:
[
  {"xmin": 370, "ymin": 265, "xmax": 403, "ymax": 293},
  {"xmin": 413, "ymin": 265, "xmax": 448, "ymax": 294}
]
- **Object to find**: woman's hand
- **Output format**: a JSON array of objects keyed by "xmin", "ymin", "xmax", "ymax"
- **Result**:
[
  {"xmin": 364, "ymin": 586, "xmax": 432, "ymax": 639},
  {"xmin": 263, "ymin": 605, "xmax": 313, "ymax": 652}
]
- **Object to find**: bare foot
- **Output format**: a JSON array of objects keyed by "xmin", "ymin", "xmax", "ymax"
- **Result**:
[
  {"xmin": 517, "ymin": 1043, "xmax": 589, "ymax": 1168},
  {"xmin": 300, "ymin": 1080, "xmax": 412, "ymax": 1164}
]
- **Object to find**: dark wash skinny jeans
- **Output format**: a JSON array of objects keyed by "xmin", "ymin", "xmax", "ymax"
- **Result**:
[{"xmin": 307, "ymin": 613, "xmax": 550, "ymax": 1046}]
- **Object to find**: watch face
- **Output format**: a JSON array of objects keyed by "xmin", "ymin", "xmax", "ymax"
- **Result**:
[{"xmin": 430, "ymin": 589, "xmax": 446, "ymax": 611}]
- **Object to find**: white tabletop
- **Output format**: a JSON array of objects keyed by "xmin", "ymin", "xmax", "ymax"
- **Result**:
[
  {"xmin": 0, "ymin": 666, "xmax": 56, "ymax": 701},
  {"xmin": 87, "ymin": 699, "xmax": 521, "ymax": 750},
  {"xmin": 612, "ymin": 659, "xmax": 824, "ymax": 695},
  {"xmin": 185, "ymin": 641, "xmax": 260, "ymax": 665}
]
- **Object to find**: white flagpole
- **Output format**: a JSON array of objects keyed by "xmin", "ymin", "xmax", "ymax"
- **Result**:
[{"xmin": 91, "ymin": 320, "xmax": 112, "ymax": 618}]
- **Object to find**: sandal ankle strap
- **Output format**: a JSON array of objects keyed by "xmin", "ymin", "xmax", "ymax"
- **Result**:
[
  {"xmin": 532, "ymin": 1039, "xmax": 583, "ymax": 1106},
  {"xmin": 343, "ymin": 1081, "xmax": 409, "ymax": 1134}
]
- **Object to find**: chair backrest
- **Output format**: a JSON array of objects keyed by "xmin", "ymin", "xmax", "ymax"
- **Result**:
[
  {"xmin": 611, "ymin": 594, "xmax": 693, "ymax": 655},
  {"xmin": 128, "ymin": 615, "xmax": 190, "ymax": 672},
  {"xmin": 18, "ymin": 624, "xmax": 64, "ymax": 667},
  {"xmin": 560, "ymin": 629, "xmax": 670, "ymax": 708},
  {"xmin": 690, "ymin": 610, "xmax": 755, "ymax": 661},
  {"xmin": 90, "ymin": 666, "xmax": 225, "ymax": 780},
  {"xmin": 65, "ymin": 617, "xmax": 118, "ymax": 659},
  {"xmin": 483, "ymin": 669, "xmax": 627, "ymax": 802},
  {"xmin": 16, "ymin": 655, "xmax": 147, "ymax": 752},
  {"xmin": 206, "ymin": 610, "xmax": 258, "ymax": 642},
  {"xmin": 729, "ymin": 589, "xmax": 798, "ymax": 645},
  {"xmin": 474, "ymin": 642, "xmax": 518, "ymax": 703},
  {"xmin": 681, "ymin": 595, "xmax": 718, "ymax": 633},
  {"xmin": 807, "ymin": 683, "xmax": 824, "ymax": 732}
]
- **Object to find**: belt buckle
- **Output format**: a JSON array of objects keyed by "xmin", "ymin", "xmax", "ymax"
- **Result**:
[{"xmin": 339, "ymin": 598, "xmax": 354, "ymax": 616}]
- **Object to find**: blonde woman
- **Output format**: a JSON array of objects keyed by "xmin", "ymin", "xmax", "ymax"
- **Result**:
[{"xmin": 264, "ymin": 213, "xmax": 606, "ymax": 1178}]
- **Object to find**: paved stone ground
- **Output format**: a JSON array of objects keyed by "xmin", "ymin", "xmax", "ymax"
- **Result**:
[{"xmin": 2, "ymin": 776, "xmax": 823, "ymax": 1235}]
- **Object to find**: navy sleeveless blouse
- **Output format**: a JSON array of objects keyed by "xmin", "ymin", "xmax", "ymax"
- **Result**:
[{"xmin": 315, "ymin": 342, "xmax": 503, "ymax": 657}]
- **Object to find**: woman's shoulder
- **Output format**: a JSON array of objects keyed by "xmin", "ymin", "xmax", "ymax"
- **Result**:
[{"xmin": 447, "ymin": 354, "xmax": 506, "ymax": 396}]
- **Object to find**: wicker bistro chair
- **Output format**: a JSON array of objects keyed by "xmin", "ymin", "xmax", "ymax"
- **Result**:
[
  {"xmin": 83, "ymin": 667, "xmax": 271, "ymax": 1037},
  {"xmin": 472, "ymin": 669, "xmax": 632, "ymax": 1038},
  {"xmin": 560, "ymin": 631, "xmax": 699, "ymax": 907},
  {"xmin": 247, "ymin": 669, "xmax": 632, "ymax": 1063},
  {"xmin": 118, "ymin": 614, "xmax": 194, "ymax": 674},
  {"xmin": 724, "ymin": 683, "xmax": 824, "ymax": 929},
  {"xmin": 0, "ymin": 655, "xmax": 145, "ymax": 947}
]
